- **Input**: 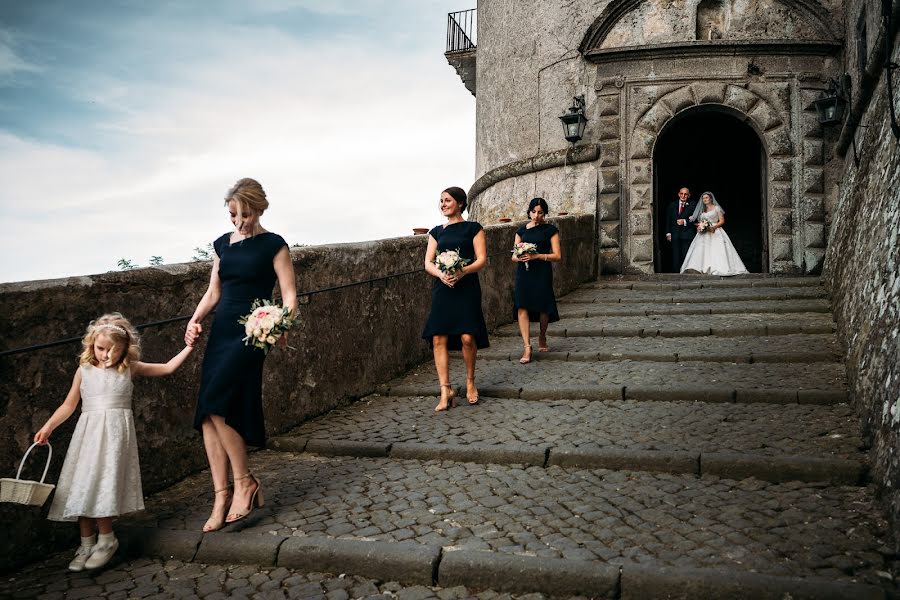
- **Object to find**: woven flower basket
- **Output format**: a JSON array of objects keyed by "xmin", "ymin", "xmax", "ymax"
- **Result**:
[{"xmin": 0, "ymin": 442, "xmax": 55, "ymax": 507}]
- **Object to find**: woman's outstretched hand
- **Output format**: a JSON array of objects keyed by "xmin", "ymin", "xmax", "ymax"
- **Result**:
[{"xmin": 184, "ymin": 322, "xmax": 203, "ymax": 346}]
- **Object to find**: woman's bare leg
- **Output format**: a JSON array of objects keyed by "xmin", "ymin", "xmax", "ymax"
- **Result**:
[
  {"xmin": 538, "ymin": 313, "xmax": 550, "ymax": 351},
  {"xmin": 517, "ymin": 309, "xmax": 533, "ymax": 363},
  {"xmin": 206, "ymin": 415, "xmax": 256, "ymax": 519},
  {"xmin": 433, "ymin": 336, "xmax": 454, "ymax": 411},
  {"xmin": 461, "ymin": 334, "xmax": 479, "ymax": 403},
  {"xmin": 201, "ymin": 417, "xmax": 232, "ymax": 531}
]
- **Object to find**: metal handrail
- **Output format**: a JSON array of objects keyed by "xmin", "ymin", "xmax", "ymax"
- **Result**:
[
  {"xmin": 447, "ymin": 9, "xmax": 476, "ymax": 53},
  {"xmin": 0, "ymin": 231, "xmax": 594, "ymax": 358}
]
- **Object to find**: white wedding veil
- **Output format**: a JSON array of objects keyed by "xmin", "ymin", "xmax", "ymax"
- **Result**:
[{"xmin": 690, "ymin": 191, "xmax": 723, "ymax": 222}]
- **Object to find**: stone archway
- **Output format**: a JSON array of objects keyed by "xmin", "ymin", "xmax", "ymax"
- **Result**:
[
  {"xmin": 622, "ymin": 81, "xmax": 821, "ymax": 274},
  {"xmin": 652, "ymin": 106, "xmax": 767, "ymax": 273}
]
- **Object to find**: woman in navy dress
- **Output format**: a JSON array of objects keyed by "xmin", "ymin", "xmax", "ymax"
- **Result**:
[
  {"xmin": 512, "ymin": 198, "xmax": 561, "ymax": 364},
  {"xmin": 422, "ymin": 187, "xmax": 488, "ymax": 411},
  {"xmin": 185, "ymin": 178, "xmax": 297, "ymax": 532}
]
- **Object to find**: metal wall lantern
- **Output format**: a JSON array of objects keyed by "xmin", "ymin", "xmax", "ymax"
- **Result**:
[
  {"xmin": 814, "ymin": 77, "xmax": 848, "ymax": 125},
  {"xmin": 559, "ymin": 95, "xmax": 588, "ymax": 144}
]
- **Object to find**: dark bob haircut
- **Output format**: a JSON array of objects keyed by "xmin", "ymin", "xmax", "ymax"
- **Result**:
[
  {"xmin": 526, "ymin": 197, "xmax": 549, "ymax": 217},
  {"xmin": 442, "ymin": 186, "xmax": 467, "ymax": 212}
]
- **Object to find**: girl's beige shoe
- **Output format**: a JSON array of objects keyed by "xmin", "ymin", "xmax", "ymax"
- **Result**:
[
  {"xmin": 68, "ymin": 545, "xmax": 94, "ymax": 572},
  {"xmin": 84, "ymin": 537, "xmax": 118, "ymax": 570}
]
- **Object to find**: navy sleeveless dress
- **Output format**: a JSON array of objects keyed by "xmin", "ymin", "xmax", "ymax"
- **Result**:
[
  {"xmin": 514, "ymin": 223, "xmax": 560, "ymax": 323},
  {"xmin": 421, "ymin": 221, "xmax": 490, "ymax": 351},
  {"xmin": 194, "ymin": 231, "xmax": 288, "ymax": 448}
]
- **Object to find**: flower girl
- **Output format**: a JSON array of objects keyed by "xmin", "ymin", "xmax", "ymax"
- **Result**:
[{"xmin": 34, "ymin": 313, "xmax": 193, "ymax": 571}]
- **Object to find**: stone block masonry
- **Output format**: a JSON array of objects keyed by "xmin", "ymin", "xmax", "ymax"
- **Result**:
[{"xmin": 0, "ymin": 215, "xmax": 596, "ymax": 571}]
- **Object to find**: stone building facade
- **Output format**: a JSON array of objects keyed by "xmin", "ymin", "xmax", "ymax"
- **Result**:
[{"xmin": 461, "ymin": 0, "xmax": 845, "ymax": 275}]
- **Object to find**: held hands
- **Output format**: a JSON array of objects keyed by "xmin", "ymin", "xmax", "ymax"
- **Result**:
[
  {"xmin": 676, "ymin": 219, "xmax": 686, "ymax": 226},
  {"xmin": 184, "ymin": 322, "xmax": 202, "ymax": 347}
]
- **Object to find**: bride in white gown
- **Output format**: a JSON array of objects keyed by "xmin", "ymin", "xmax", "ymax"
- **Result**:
[{"xmin": 680, "ymin": 191, "xmax": 749, "ymax": 276}]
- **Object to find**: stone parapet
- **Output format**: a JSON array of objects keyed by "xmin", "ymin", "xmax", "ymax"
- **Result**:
[{"xmin": 0, "ymin": 215, "xmax": 596, "ymax": 570}]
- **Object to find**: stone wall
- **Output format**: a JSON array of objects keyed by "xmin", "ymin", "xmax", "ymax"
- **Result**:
[
  {"xmin": 823, "ymin": 4, "xmax": 900, "ymax": 544},
  {"xmin": 0, "ymin": 215, "xmax": 597, "ymax": 570}
]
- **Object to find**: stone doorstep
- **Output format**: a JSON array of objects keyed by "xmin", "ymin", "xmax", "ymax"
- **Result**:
[
  {"xmin": 115, "ymin": 528, "xmax": 885, "ymax": 600},
  {"xmin": 475, "ymin": 349, "xmax": 839, "ymax": 364},
  {"xmin": 379, "ymin": 384, "xmax": 847, "ymax": 405},
  {"xmin": 267, "ymin": 437, "xmax": 866, "ymax": 486}
]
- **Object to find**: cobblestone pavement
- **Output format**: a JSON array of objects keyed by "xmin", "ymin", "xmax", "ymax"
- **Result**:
[
  {"xmin": 384, "ymin": 359, "xmax": 846, "ymax": 392},
  {"xmin": 279, "ymin": 395, "xmax": 862, "ymax": 459},
  {"xmin": 10, "ymin": 276, "xmax": 896, "ymax": 598},
  {"xmin": 478, "ymin": 334, "xmax": 841, "ymax": 360},
  {"xmin": 122, "ymin": 452, "xmax": 892, "ymax": 584},
  {"xmin": 561, "ymin": 287, "xmax": 825, "ymax": 304},
  {"xmin": 556, "ymin": 299, "xmax": 830, "ymax": 317},
  {"xmin": 494, "ymin": 312, "xmax": 835, "ymax": 337},
  {"xmin": 2, "ymin": 556, "xmax": 533, "ymax": 600}
]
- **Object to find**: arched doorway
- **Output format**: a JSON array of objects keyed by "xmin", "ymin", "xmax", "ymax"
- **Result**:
[{"xmin": 652, "ymin": 108, "xmax": 768, "ymax": 273}]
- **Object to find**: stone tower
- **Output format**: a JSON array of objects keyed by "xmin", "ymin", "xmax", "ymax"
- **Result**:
[{"xmin": 451, "ymin": 0, "xmax": 845, "ymax": 275}]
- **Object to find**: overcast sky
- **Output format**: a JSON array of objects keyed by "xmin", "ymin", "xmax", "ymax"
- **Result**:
[{"xmin": 0, "ymin": 0, "xmax": 476, "ymax": 283}]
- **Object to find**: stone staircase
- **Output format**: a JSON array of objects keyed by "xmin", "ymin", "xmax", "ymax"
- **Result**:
[{"xmin": 6, "ymin": 276, "xmax": 897, "ymax": 599}]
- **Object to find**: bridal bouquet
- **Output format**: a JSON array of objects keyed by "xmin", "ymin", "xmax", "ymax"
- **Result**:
[
  {"xmin": 697, "ymin": 218, "xmax": 714, "ymax": 233},
  {"xmin": 433, "ymin": 249, "xmax": 471, "ymax": 275},
  {"xmin": 238, "ymin": 299, "xmax": 296, "ymax": 354},
  {"xmin": 512, "ymin": 241, "xmax": 539, "ymax": 270}
]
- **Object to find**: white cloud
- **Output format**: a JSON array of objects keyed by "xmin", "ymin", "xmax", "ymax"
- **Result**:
[{"xmin": 0, "ymin": 18, "xmax": 475, "ymax": 283}]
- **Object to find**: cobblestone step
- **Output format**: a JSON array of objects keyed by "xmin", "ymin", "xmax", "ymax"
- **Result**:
[
  {"xmin": 114, "ymin": 451, "xmax": 890, "ymax": 593},
  {"xmin": 267, "ymin": 394, "xmax": 865, "ymax": 484},
  {"xmin": 557, "ymin": 298, "xmax": 830, "ymax": 318},
  {"xmin": 476, "ymin": 333, "xmax": 841, "ymax": 363},
  {"xmin": 563, "ymin": 287, "xmax": 826, "ymax": 304},
  {"xmin": 273, "ymin": 393, "xmax": 862, "ymax": 461},
  {"xmin": 584, "ymin": 275, "xmax": 822, "ymax": 289},
  {"xmin": 380, "ymin": 359, "xmax": 846, "ymax": 405},
  {"xmin": 495, "ymin": 312, "xmax": 836, "ymax": 338}
]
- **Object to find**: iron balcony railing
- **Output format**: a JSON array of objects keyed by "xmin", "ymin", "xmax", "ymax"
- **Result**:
[{"xmin": 446, "ymin": 8, "xmax": 476, "ymax": 53}]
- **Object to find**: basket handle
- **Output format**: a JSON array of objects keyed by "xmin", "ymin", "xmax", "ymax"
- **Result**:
[{"xmin": 16, "ymin": 442, "xmax": 53, "ymax": 484}]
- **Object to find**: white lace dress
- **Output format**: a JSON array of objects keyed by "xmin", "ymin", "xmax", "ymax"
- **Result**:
[
  {"xmin": 680, "ymin": 207, "xmax": 750, "ymax": 276},
  {"xmin": 47, "ymin": 364, "xmax": 144, "ymax": 521}
]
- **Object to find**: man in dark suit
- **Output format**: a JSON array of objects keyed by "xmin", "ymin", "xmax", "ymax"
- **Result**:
[{"xmin": 666, "ymin": 187, "xmax": 697, "ymax": 272}]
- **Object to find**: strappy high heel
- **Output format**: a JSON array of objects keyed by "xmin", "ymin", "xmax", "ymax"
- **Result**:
[
  {"xmin": 466, "ymin": 377, "xmax": 479, "ymax": 405},
  {"xmin": 225, "ymin": 473, "xmax": 263, "ymax": 524},
  {"xmin": 203, "ymin": 484, "xmax": 232, "ymax": 533},
  {"xmin": 538, "ymin": 336, "xmax": 550, "ymax": 353},
  {"xmin": 519, "ymin": 345, "xmax": 533, "ymax": 364},
  {"xmin": 435, "ymin": 384, "xmax": 457, "ymax": 412}
]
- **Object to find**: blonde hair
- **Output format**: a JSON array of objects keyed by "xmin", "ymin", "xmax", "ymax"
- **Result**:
[
  {"xmin": 79, "ymin": 313, "xmax": 141, "ymax": 372},
  {"xmin": 225, "ymin": 178, "xmax": 268, "ymax": 233}
]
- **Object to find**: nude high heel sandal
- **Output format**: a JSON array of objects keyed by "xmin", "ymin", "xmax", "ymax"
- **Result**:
[
  {"xmin": 225, "ymin": 473, "xmax": 263, "ymax": 524},
  {"xmin": 202, "ymin": 484, "xmax": 232, "ymax": 533},
  {"xmin": 435, "ymin": 384, "xmax": 457, "ymax": 412}
]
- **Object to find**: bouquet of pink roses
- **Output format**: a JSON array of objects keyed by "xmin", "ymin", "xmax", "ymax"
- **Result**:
[
  {"xmin": 433, "ymin": 248, "xmax": 471, "ymax": 275},
  {"xmin": 697, "ymin": 218, "xmax": 714, "ymax": 233},
  {"xmin": 512, "ymin": 241, "xmax": 539, "ymax": 270},
  {"xmin": 238, "ymin": 299, "xmax": 296, "ymax": 354}
]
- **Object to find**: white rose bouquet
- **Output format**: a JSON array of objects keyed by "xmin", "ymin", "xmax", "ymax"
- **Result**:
[
  {"xmin": 238, "ymin": 299, "xmax": 296, "ymax": 354},
  {"xmin": 433, "ymin": 248, "xmax": 471, "ymax": 275},
  {"xmin": 512, "ymin": 241, "xmax": 539, "ymax": 270}
]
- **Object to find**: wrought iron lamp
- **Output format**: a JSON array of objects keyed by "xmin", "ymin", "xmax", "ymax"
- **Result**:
[
  {"xmin": 813, "ymin": 77, "xmax": 848, "ymax": 126},
  {"xmin": 559, "ymin": 95, "xmax": 588, "ymax": 144}
]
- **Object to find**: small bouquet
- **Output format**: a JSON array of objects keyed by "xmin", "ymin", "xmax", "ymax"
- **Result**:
[
  {"xmin": 512, "ymin": 241, "xmax": 539, "ymax": 270},
  {"xmin": 433, "ymin": 249, "xmax": 471, "ymax": 275},
  {"xmin": 697, "ymin": 218, "xmax": 714, "ymax": 233},
  {"xmin": 238, "ymin": 299, "xmax": 296, "ymax": 354}
]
